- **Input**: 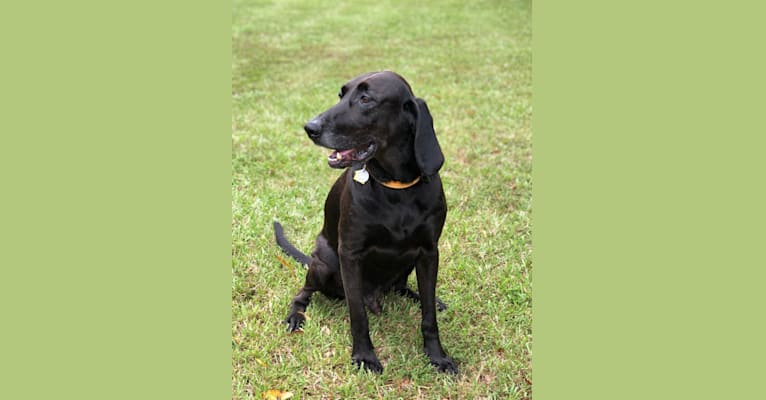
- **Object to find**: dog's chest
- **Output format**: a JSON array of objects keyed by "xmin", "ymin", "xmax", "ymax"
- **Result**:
[
  {"xmin": 378, "ymin": 214, "xmax": 421, "ymax": 242},
  {"xmin": 356, "ymin": 199, "xmax": 441, "ymax": 252},
  {"xmin": 343, "ymin": 178, "xmax": 446, "ymax": 257}
]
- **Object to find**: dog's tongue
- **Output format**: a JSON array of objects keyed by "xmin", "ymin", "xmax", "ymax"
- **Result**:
[{"xmin": 329, "ymin": 148, "xmax": 356, "ymax": 163}]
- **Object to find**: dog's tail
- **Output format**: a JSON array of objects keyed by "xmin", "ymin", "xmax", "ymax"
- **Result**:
[{"xmin": 273, "ymin": 220, "xmax": 312, "ymax": 266}]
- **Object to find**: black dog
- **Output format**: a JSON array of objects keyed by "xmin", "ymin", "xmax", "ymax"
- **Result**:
[{"xmin": 274, "ymin": 71, "xmax": 456, "ymax": 374}]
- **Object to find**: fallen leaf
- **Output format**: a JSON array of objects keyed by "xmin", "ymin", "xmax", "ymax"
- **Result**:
[
  {"xmin": 396, "ymin": 378, "xmax": 412, "ymax": 391},
  {"xmin": 255, "ymin": 358, "xmax": 267, "ymax": 367},
  {"xmin": 261, "ymin": 389, "xmax": 294, "ymax": 400},
  {"xmin": 276, "ymin": 254, "xmax": 296, "ymax": 278}
]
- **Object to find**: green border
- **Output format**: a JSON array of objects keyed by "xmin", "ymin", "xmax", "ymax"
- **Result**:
[
  {"xmin": 534, "ymin": 1, "xmax": 766, "ymax": 399},
  {"xmin": 1, "ymin": 2, "xmax": 230, "ymax": 398},
  {"xmin": 5, "ymin": 0, "xmax": 766, "ymax": 398}
]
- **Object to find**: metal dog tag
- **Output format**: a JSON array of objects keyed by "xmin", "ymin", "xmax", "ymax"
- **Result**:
[{"xmin": 353, "ymin": 165, "xmax": 369, "ymax": 184}]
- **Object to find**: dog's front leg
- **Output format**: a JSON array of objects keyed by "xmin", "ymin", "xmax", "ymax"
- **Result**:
[
  {"xmin": 339, "ymin": 252, "xmax": 383, "ymax": 373},
  {"xmin": 416, "ymin": 250, "xmax": 458, "ymax": 374}
]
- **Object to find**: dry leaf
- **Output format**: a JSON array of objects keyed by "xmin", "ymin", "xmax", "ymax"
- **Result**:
[
  {"xmin": 276, "ymin": 254, "xmax": 296, "ymax": 278},
  {"xmin": 255, "ymin": 358, "xmax": 267, "ymax": 367},
  {"xmin": 261, "ymin": 389, "xmax": 294, "ymax": 400}
]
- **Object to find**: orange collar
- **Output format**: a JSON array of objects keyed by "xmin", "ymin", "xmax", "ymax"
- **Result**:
[
  {"xmin": 353, "ymin": 164, "xmax": 421, "ymax": 189},
  {"xmin": 376, "ymin": 175, "xmax": 421, "ymax": 189}
]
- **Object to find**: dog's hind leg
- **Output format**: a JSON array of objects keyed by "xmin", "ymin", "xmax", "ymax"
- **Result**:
[
  {"xmin": 285, "ymin": 235, "xmax": 340, "ymax": 332},
  {"xmin": 285, "ymin": 261, "xmax": 328, "ymax": 332},
  {"xmin": 393, "ymin": 275, "xmax": 448, "ymax": 312}
]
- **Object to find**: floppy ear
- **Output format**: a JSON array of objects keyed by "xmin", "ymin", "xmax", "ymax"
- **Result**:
[{"xmin": 411, "ymin": 98, "xmax": 444, "ymax": 177}]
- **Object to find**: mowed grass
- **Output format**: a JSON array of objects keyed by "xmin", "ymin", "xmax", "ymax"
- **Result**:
[{"xmin": 232, "ymin": 1, "xmax": 531, "ymax": 399}]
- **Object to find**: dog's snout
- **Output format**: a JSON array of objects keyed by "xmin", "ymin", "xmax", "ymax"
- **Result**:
[{"xmin": 304, "ymin": 119, "xmax": 322, "ymax": 139}]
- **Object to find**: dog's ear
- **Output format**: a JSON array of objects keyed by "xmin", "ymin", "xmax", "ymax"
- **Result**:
[{"xmin": 406, "ymin": 98, "xmax": 444, "ymax": 177}]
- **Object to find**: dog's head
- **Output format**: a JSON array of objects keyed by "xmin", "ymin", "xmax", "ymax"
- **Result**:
[{"xmin": 304, "ymin": 71, "xmax": 444, "ymax": 177}]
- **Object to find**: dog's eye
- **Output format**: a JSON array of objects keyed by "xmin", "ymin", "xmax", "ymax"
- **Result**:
[{"xmin": 359, "ymin": 95, "xmax": 372, "ymax": 104}]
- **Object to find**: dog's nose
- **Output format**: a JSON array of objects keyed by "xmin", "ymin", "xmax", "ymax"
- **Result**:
[{"xmin": 304, "ymin": 119, "xmax": 322, "ymax": 139}]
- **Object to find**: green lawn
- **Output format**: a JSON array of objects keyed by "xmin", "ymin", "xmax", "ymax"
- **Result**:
[{"xmin": 232, "ymin": 0, "xmax": 531, "ymax": 398}]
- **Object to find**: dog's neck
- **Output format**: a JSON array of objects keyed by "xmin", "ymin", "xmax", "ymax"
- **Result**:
[
  {"xmin": 366, "ymin": 155, "xmax": 420, "ymax": 185},
  {"xmin": 365, "ymin": 132, "xmax": 421, "ymax": 183},
  {"xmin": 360, "ymin": 162, "xmax": 421, "ymax": 189}
]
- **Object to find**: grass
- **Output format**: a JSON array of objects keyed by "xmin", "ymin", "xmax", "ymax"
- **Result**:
[{"xmin": 232, "ymin": 0, "xmax": 531, "ymax": 398}]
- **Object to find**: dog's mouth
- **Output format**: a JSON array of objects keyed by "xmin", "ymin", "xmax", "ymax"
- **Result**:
[{"xmin": 327, "ymin": 142, "xmax": 376, "ymax": 169}]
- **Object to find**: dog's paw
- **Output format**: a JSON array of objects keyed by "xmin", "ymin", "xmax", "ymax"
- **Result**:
[
  {"xmin": 429, "ymin": 354, "xmax": 458, "ymax": 374},
  {"xmin": 284, "ymin": 312, "xmax": 306, "ymax": 333},
  {"xmin": 435, "ymin": 297, "xmax": 448, "ymax": 312},
  {"xmin": 352, "ymin": 353, "xmax": 384, "ymax": 374},
  {"xmin": 425, "ymin": 346, "xmax": 458, "ymax": 374}
]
